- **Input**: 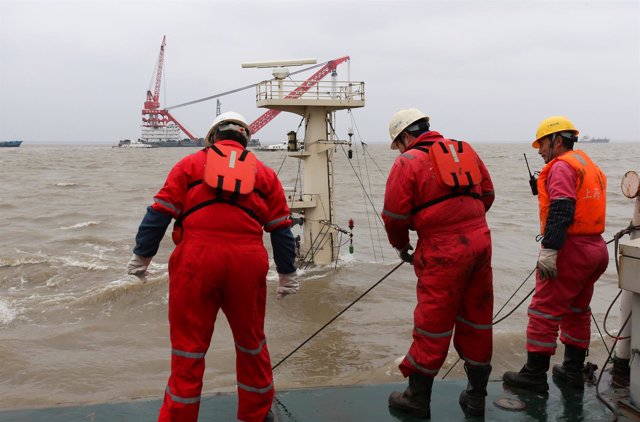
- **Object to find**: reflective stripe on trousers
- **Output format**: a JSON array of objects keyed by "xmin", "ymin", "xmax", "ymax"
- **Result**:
[
  {"xmin": 157, "ymin": 240, "xmax": 274, "ymax": 422},
  {"xmin": 399, "ymin": 227, "xmax": 493, "ymax": 378},
  {"xmin": 526, "ymin": 235, "xmax": 608, "ymax": 354}
]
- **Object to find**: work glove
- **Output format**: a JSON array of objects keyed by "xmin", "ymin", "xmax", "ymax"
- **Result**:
[
  {"xmin": 126, "ymin": 254, "xmax": 152, "ymax": 282},
  {"xmin": 276, "ymin": 272, "xmax": 299, "ymax": 300},
  {"xmin": 537, "ymin": 248, "xmax": 558, "ymax": 280},
  {"xmin": 397, "ymin": 244, "xmax": 414, "ymax": 265}
]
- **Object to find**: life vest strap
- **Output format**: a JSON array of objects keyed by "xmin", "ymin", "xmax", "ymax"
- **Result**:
[
  {"xmin": 176, "ymin": 198, "xmax": 262, "ymax": 228},
  {"xmin": 411, "ymin": 191, "xmax": 482, "ymax": 215}
]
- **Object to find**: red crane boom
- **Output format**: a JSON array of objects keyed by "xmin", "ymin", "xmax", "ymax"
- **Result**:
[
  {"xmin": 248, "ymin": 56, "xmax": 350, "ymax": 135},
  {"xmin": 141, "ymin": 36, "xmax": 197, "ymax": 140}
]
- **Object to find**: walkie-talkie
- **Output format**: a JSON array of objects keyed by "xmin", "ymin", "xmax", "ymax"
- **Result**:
[{"xmin": 523, "ymin": 153, "xmax": 538, "ymax": 196}]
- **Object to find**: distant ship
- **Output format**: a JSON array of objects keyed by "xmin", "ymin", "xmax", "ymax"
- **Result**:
[
  {"xmin": 256, "ymin": 141, "xmax": 288, "ymax": 152},
  {"xmin": 114, "ymin": 139, "xmax": 156, "ymax": 148},
  {"xmin": 138, "ymin": 123, "xmax": 204, "ymax": 147},
  {"xmin": 0, "ymin": 140, "xmax": 22, "ymax": 148},
  {"xmin": 581, "ymin": 135, "xmax": 610, "ymax": 143}
]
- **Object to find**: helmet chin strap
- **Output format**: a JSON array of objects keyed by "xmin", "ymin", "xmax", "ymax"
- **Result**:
[{"xmin": 547, "ymin": 134, "xmax": 557, "ymax": 163}]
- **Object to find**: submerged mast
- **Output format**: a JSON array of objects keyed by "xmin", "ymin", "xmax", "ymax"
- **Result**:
[{"xmin": 244, "ymin": 57, "xmax": 365, "ymax": 265}]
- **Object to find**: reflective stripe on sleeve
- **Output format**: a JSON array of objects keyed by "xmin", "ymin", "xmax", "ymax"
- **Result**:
[
  {"xmin": 400, "ymin": 153, "xmax": 416, "ymax": 160},
  {"xmin": 382, "ymin": 209, "xmax": 410, "ymax": 221},
  {"xmin": 154, "ymin": 198, "xmax": 182, "ymax": 215},
  {"xmin": 237, "ymin": 381, "xmax": 274, "ymax": 394},
  {"xmin": 415, "ymin": 326, "xmax": 453, "ymax": 339},
  {"xmin": 235, "ymin": 338, "xmax": 266, "ymax": 356},
  {"xmin": 265, "ymin": 215, "xmax": 289, "ymax": 229},
  {"xmin": 171, "ymin": 348, "xmax": 206, "ymax": 359},
  {"xmin": 165, "ymin": 385, "xmax": 200, "ymax": 404}
]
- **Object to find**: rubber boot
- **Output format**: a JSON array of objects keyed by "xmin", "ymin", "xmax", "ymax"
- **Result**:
[
  {"xmin": 459, "ymin": 363, "xmax": 492, "ymax": 417},
  {"xmin": 502, "ymin": 352, "xmax": 550, "ymax": 393},
  {"xmin": 388, "ymin": 372, "xmax": 433, "ymax": 419},
  {"xmin": 263, "ymin": 409, "xmax": 274, "ymax": 422},
  {"xmin": 610, "ymin": 356, "xmax": 630, "ymax": 388},
  {"xmin": 552, "ymin": 345, "xmax": 587, "ymax": 389}
]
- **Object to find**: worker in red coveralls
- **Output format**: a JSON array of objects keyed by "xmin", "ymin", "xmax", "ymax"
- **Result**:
[
  {"xmin": 382, "ymin": 109, "xmax": 495, "ymax": 419},
  {"xmin": 126, "ymin": 111, "xmax": 299, "ymax": 422},
  {"xmin": 503, "ymin": 116, "xmax": 608, "ymax": 392}
]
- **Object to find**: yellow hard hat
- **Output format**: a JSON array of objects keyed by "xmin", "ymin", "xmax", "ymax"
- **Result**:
[
  {"xmin": 532, "ymin": 116, "xmax": 579, "ymax": 148},
  {"xmin": 388, "ymin": 108, "xmax": 429, "ymax": 149}
]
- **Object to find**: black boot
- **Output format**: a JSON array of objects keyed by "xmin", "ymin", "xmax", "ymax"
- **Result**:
[
  {"xmin": 502, "ymin": 352, "xmax": 550, "ymax": 393},
  {"xmin": 263, "ymin": 409, "xmax": 274, "ymax": 422},
  {"xmin": 610, "ymin": 356, "xmax": 630, "ymax": 388},
  {"xmin": 459, "ymin": 363, "xmax": 492, "ymax": 417},
  {"xmin": 552, "ymin": 345, "xmax": 587, "ymax": 389},
  {"xmin": 388, "ymin": 372, "xmax": 433, "ymax": 419}
]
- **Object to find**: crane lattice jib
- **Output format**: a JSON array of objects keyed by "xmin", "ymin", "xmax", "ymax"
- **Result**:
[
  {"xmin": 152, "ymin": 36, "xmax": 167, "ymax": 103},
  {"xmin": 165, "ymin": 110, "xmax": 196, "ymax": 140},
  {"xmin": 249, "ymin": 56, "xmax": 350, "ymax": 135}
]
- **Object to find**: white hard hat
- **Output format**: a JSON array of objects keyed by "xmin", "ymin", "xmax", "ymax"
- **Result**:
[
  {"xmin": 205, "ymin": 111, "xmax": 251, "ymax": 146},
  {"xmin": 388, "ymin": 108, "xmax": 429, "ymax": 149}
]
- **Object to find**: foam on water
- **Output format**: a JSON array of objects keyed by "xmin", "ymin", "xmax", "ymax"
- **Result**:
[
  {"xmin": 60, "ymin": 220, "xmax": 102, "ymax": 230},
  {"xmin": 0, "ymin": 300, "xmax": 17, "ymax": 325}
]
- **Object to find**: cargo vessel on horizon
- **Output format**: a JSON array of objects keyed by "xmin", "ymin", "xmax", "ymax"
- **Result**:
[
  {"xmin": 581, "ymin": 135, "xmax": 610, "ymax": 143},
  {"xmin": 0, "ymin": 140, "xmax": 22, "ymax": 147}
]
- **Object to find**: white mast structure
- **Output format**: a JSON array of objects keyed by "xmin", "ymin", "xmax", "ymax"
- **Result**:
[
  {"xmin": 618, "ymin": 170, "xmax": 640, "ymax": 411},
  {"xmin": 242, "ymin": 58, "xmax": 365, "ymax": 265}
]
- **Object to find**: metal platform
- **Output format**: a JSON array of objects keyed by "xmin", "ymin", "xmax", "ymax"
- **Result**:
[{"xmin": 0, "ymin": 377, "xmax": 634, "ymax": 422}]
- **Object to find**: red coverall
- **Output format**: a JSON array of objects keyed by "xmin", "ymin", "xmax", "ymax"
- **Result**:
[
  {"xmin": 147, "ymin": 141, "xmax": 293, "ymax": 422},
  {"xmin": 382, "ymin": 131, "xmax": 495, "ymax": 377},
  {"xmin": 526, "ymin": 157, "xmax": 609, "ymax": 354}
]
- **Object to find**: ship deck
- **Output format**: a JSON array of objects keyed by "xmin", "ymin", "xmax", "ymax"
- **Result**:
[{"xmin": 0, "ymin": 373, "xmax": 636, "ymax": 422}]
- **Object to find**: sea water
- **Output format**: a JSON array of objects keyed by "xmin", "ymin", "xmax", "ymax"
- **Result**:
[{"xmin": 0, "ymin": 142, "xmax": 638, "ymax": 410}]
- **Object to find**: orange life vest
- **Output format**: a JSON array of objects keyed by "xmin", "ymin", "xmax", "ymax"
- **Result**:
[
  {"xmin": 537, "ymin": 150, "xmax": 606, "ymax": 235},
  {"xmin": 172, "ymin": 144, "xmax": 258, "ymax": 245},
  {"xmin": 204, "ymin": 143, "xmax": 257, "ymax": 195},
  {"xmin": 429, "ymin": 140, "xmax": 483, "ymax": 188},
  {"xmin": 410, "ymin": 140, "xmax": 483, "ymax": 214}
]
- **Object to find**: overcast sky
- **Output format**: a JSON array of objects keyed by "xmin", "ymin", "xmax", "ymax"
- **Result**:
[{"xmin": 1, "ymin": 0, "xmax": 638, "ymax": 145}]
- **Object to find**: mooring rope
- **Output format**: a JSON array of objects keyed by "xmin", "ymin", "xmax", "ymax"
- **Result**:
[{"xmin": 271, "ymin": 261, "xmax": 405, "ymax": 371}]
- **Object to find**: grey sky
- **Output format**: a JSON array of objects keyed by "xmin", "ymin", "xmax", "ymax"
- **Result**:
[{"xmin": 1, "ymin": 0, "xmax": 638, "ymax": 145}]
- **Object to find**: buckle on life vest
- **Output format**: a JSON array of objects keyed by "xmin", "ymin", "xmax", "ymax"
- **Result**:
[
  {"xmin": 204, "ymin": 144, "xmax": 257, "ymax": 195},
  {"xmin": 430, "ymin": 140, "xmax": 482, "ymax": 188}
]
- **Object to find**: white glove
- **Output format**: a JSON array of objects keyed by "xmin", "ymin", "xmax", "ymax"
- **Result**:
[
  {"xmin": 127, "ymin": 254, "xmax": 152, "ymax": 281},
  {"xmin": 537, "ymin": 248, "xmax": 558, "ymax": 280},
  {"xmin": 276, "ymin": 272, "xmax": 299, "ymax": 300},
  {"xmin": 397, "ymin": 243, "xmax": 414, "ymax": 264}
]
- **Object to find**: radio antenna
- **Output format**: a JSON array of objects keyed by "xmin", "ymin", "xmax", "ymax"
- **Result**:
[{"xmin": 524, "ymin": 153, "xmax": 538, "ymax": 196}]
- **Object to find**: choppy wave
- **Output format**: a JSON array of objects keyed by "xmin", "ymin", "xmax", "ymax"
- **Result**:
[
  {"xmin": 0, "ymin": 300, "xmax": 17, "ymax": 324},
  {"xmin": 57, "ymin": 256, "xmax": 110, "ymax": 271},
  {"xmin": 0, "ymin": 255, "xmax": 48, "ymax": 268},
  {"xmin": 60, "ymin": 221, "xmax": 102, "ymax": 230},
  {"xmin": 54, "ymin": 182, "xmax": 78, "ymax": 187}
]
